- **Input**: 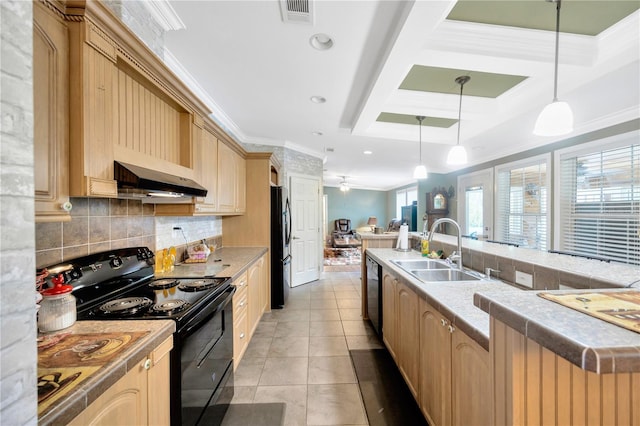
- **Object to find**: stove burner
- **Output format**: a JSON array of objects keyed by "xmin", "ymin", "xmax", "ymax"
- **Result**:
[
  {"xmin": 99, "ymin": 297, "xmax": 153, "ymax": 316},
  {"xmin": 178, "ymin": 279, "xmax": 222, "ymax": 292},
  {"xmin": 149, "ymin": 278, "xmax": 179, "ymax": 289},
  {"xmin": 150, "ymin": 300, "xmax": 190, "ymax": 316}
]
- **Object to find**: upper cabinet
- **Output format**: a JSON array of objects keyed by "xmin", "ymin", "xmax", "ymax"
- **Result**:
[
  {"xmin": 33, "ymin": 0, "xmax": 247, "ymax": 218},
  {"xmin": 33, "ymin": 2, "xmax": 71, "ymax": 222},
  {"xmin": 217, "ymin": 142, "xmax": 246, "ymax": 214}
]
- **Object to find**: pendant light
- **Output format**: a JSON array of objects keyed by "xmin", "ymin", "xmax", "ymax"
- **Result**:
[
  {"xmin": 413, "ymin": 116, "xmax": 427, "ymax": 179},
  {"xmin": 534, "ymin": 0, "xmax": 573, "ymax": 136},
  {"xmin": 447, "ymin": 75, "xmax": 470, "ymax": 165}
]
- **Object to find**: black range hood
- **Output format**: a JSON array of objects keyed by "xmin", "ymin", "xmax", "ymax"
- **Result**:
[{"xmin": 114, "ymin": 161, "xmax": 207, "ymax": 200}]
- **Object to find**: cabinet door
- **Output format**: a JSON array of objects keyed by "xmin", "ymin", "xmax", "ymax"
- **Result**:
[
  {"xmin": 192, "ymin": 127, "xmax": 218, "ymax": 213},
  {"xmin": 381, "ymin": 270, "xmax": 397, "ymax": 360},
  {"xmin": 33, "ymin": 2, "xmax": 70, "ymax": 222},
  {"xmin": 217, "ymin": 142, "xmax": 236, "ymax": 213},
  {"xmin": 247, "ymin": 259, "xmax": 262, "ymax": 335},
  {"xmin": 257, "ymin": 255, "xmax": 269, "ymax": 315},
  {"xmin": 68, "ymin": 359, "xmax": 148, "ymax": 426},
  {"xmin": 235, "ymin": 155, "xmax": 246, "ymax": 213},
  {"xmin": 451, "ymin": 328, "xmax": 492, "ymax": 426},
  {"xmin": 419, "ymin": 299, "xmax": 452, "ymax": 426},
  {"xmin": 396, "ymin": 281, "xmax": 420, "ymax": 398},
  {"xmin": 147, "ymin": 336, "xmax": 173, "ymax": 425}
]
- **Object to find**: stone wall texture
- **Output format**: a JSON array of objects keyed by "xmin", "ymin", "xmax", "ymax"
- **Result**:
[
  {"xmin": 103, "ymin": 0, "xmax": 166, "ymax": 58},
  {"xmin": 0, "ymin": 1, "xmax": 38, "ymax": 424}
]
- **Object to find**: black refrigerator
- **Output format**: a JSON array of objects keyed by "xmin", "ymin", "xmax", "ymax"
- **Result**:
[{"xmin": 271, "ymin": 186, "xmax": 291, "ymax": 308}]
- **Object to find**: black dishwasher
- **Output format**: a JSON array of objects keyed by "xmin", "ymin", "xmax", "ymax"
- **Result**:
[{"xmin": 366, "ymin": 255, "xmax": 382, "ymax": 337}]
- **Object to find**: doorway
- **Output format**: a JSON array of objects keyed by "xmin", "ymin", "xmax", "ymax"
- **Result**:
[
  {"xmin": 457, "ymin": 168, "xmax": 493, "ymax": 240},
  {"xmin": 289, "ymin": 174, "xmax": 321, "ymax": 287}
]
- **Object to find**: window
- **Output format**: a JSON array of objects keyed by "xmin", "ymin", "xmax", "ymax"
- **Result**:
[
  {"xmin": 495, "ymin": 155, "xmax": 550, "ymax": 250},
  {"xmin": 557, "ymin": 134, "xmax": 640, "ymax": 265},
  {"xmin": 396, "ymin": 186, "xmax": 417, "ymax": 219}
]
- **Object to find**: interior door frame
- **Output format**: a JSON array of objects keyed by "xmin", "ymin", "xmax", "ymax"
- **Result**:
[
  {"xmin": 457, "ymin": 168, "xmax": 494, "ymax": 240},
  {"xmin": 288, "ymin": 172, "xmax": 322, "ymax": 286}
]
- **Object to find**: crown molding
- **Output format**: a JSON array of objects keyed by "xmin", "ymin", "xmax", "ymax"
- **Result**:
[{"xmin": 140, "ymin": 0, "xmax": 185, "ymax": 31}]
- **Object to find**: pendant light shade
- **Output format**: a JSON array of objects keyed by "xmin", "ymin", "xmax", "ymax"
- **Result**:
[
  {"xmin": 446, "ymin": 145, "xmax": 468, "ymax": 165},
  {"xmin": 447, "ymin": 75, "xmax": 469, "ymax": 166},
  {"xmin": 413, "ymin": 116, "xmax": 428, "ymax": 179},
  {"xmin": 534, "ymin": 0, "xmax": 573, "ymax": 136},
  {"xmin": 534, "ymin": 100, "xmax": 574, "ymax": 136}
]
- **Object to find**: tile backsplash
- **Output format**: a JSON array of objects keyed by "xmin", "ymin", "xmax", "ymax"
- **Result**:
[
  {"xmin": 35, "ymin": 198, "xmax": 156, "ymax": 268},
  {"xmin": 35, "ymin": 198, "xmax": 225, "ymax": 269}
]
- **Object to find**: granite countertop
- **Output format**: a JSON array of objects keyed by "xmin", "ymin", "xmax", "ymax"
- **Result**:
[
  {"xmin": 366, "ymin": 246, "xmax": 640, "ymax": 373},
  {"xmin": 357, "ymin": 232, "xmax": 399, "ymax": 240},
  {"xmin": 365, "ymin": 248, "xmax": 515, "ymax": 351},
  {"xmin": 158, "ymin": 246, "xmax": 268, "ymax": 281},
  {"xmin": 38, "ymin": 320, "xmax": 175, "ymax": 425},
  {"xmin": 474, "ymin": 289, "xmax": 640, "ymax": 373}
]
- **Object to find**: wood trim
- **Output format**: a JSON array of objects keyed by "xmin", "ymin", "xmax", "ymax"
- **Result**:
[{"xmin": 87, "ymin": 177, "xmax": 117, "ymax": 197}]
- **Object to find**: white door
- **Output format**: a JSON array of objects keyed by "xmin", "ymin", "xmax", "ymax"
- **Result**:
[
  {"xmin": 290, "ymin": 174, "xmax": 321, "ymax": 287},
  {"xmin": 457, "ymin": 168, "xmax": 494, "ymax": 240}
]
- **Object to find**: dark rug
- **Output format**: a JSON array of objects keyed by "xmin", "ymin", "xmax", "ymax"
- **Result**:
[
  {"xmin": 349, "ymin": 349, "xmax": 428, "ymax": 426},
  {"xmin": 220, "ymin": 403, "xmax": 286, "ymax": 426}
]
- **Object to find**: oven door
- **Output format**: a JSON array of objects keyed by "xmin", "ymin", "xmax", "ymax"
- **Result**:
[{"xmin": 178, "ymin": 286, "xmax": 235, "ymax": 426}]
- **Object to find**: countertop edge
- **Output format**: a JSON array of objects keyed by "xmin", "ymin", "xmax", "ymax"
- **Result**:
[
  {"xmin": 473, "ymin": 292, "xmax": 640, "ymax": 374},
  {"xmin": 38, "ymin": 320, "xmax": 175, "ymax": 426}
]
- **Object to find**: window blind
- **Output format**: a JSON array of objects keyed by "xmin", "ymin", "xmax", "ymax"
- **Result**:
[
  {"xmin": 559, "ymin": 143, "xmax": 640, "ymax": 265},
  {"xmin": 495, "ymin": 160, "xmax": 548, "ymax": 250}
]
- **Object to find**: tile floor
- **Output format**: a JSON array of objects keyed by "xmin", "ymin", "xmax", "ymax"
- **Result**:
[{"xmin": 226, "ymin": 270, "xmax": 384, "ymax": 426}]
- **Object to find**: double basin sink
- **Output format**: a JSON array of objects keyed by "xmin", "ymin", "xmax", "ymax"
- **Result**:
[{"xmin": 390, "ymin": 259, "xmax": 484, "ymax": 283}]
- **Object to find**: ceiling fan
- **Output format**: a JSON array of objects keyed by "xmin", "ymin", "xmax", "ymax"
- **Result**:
[{"xmin": 338, "ymin": 176, "xmax": 351, "ymax": 192}]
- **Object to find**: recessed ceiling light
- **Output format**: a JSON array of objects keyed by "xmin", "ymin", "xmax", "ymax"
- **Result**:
[
  {"xmin": 312, "ymin": 131, "xmax": 323, "ymax": 136},
  {"xmin": 310, "ymin": 33, "xmax": 333, "ymax": 50},
  {"xmin": 310, "ymin": 96, "xmax": 326, "ymax": 104},
  {"xmin": 364, "ymin": 150, "xmax": 372, "ymax": 155}
]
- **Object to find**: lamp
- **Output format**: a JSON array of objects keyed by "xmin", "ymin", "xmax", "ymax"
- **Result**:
[
  {"xmin": 413, "ymin": 116, "xmax": 428, "ymax": 179},
  {"xmin": 533, "ymin": 0, "xmax": 573, "ymax": 136},
  {"xmin": 339, "ymin": 176, "xmax": 350, "ymax": 192},
  {"xmin": 447, "ymin": 76, "xmax": 470, "ymax": 165},
  {"xmin": 367, "ymin": 216, "xmax": 378, "ymax": 232}
]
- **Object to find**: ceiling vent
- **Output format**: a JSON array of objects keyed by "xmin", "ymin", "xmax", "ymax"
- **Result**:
[{"xmin": 280, "ymin": 0, "xmax": 314, "ymax": 24}]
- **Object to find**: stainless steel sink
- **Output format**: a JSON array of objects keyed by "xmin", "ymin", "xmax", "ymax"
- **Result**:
[
  {"xmin": 391, "ymin": 259, "xmax": 450, "ymax": 270},
  {"xmin": 409, "ymin": 269, "xmax": 481, "ymax": 282}
]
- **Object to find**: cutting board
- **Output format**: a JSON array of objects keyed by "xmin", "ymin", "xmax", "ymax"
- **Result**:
[
  {"xmin": 37, "ymin": 331, "xmax": 147, "ymax": 415},
  {"xmin": 538, "ymin": 290, "xmax": 640, "ymax": 334}
]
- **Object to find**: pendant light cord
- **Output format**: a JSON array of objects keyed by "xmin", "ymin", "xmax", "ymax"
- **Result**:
[
  {"xmin": 456, "ymin": 78, "xmax": 468, "ymax": 147},
  {"xmin": 553, "ymin": 0, "xmax": 561, "ymax": 102},
  {"xmin": 417, "ymin": 116, "xmax": 423, "ymax": 163}
]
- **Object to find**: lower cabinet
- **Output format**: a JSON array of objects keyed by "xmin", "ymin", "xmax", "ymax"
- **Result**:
[
  {"xmin": 68, "ymin": 336, "xmax": 173, "ymax": 426},
  {"xmin": 419, "ymin": 298, "xmax": 492, "ymax": 426},
  {"xmin": 382, "ymin": 270, "xmax": 420, "ymax": 397},
  {"xmin": 232, "ymin": 271, "xmax": 249, "ymax": 369},
  {"xmin": 232, "ymin": 253, "xmax": 268, "ymax": 369}
]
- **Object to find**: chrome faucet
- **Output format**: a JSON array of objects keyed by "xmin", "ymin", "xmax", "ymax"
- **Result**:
[{"xmin": 428, "ymin": 218, "xmax": 463, "ymax": 270}]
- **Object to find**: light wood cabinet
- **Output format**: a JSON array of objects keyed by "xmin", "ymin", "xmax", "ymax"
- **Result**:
[
  {"xmin": 217, "ymin": 141, "xmax": 246, "ymax": 214},
  {"xmin": 232, "ymin": 271, "xmax": 249, "ymax": 370},
  {"xmin": 419, "ymin": 299, "xmax": 452, "ymax": 426},
  {"xmin": 232, "ymin": 254, "xmax": 268, "ymax": 369},
  {"xmin": 397, "ymin": 281, "xmax": 420, "ymax": 398},
  {"xmin": 381, "ymin": 269, "xmax": 420, "ymax": 396},
  {"xmin": 33, "ymin": 1, "xmax": 71, "ymax": 222},
  {"xmin": 247, "ymin": 256, "xmax": 265, "ymax": 336},
  {"xmin": 419, "ymin": 298, "xmax": 491, "ymax": 426},
  {"xmin": 382, "ymin": 269, "xmax": 398, "ymax": 361},
  {"xmin": 68, "ymin": 336, "xmax": 172, "ymax": 426}
]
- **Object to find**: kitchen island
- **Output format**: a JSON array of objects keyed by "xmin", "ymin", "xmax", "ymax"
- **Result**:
[
  {"xmin": 366, "ymin": 246, "xmax": 640, "ymax": 426},
  {"xmin": 38, "ymin": 320, "xmax": 174, "ymax": 426}
]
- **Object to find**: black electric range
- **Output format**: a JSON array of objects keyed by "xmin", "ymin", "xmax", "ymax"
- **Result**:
[{"xmin": 40, "ymin": 247, "xmax": 235, "ymax": 426}]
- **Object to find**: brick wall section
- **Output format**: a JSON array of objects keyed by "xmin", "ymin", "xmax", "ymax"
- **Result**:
[{"xmin": 0, "ymin": 1, "xmax": 38, "ymax": 424}]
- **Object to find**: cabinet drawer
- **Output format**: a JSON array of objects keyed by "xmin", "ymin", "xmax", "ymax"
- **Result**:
[{"xmin": 233, "ymin": 309, "xmax": 248, "ymax": 369}]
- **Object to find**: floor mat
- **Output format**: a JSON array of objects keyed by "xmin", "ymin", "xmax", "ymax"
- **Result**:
[
  {"xmin": 221, "ymin": 403, "xmax": 286, "ymax": 426},
  {"xmin": 349, "ymin": 349, "xmax": 429, "ymax": 426}
]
